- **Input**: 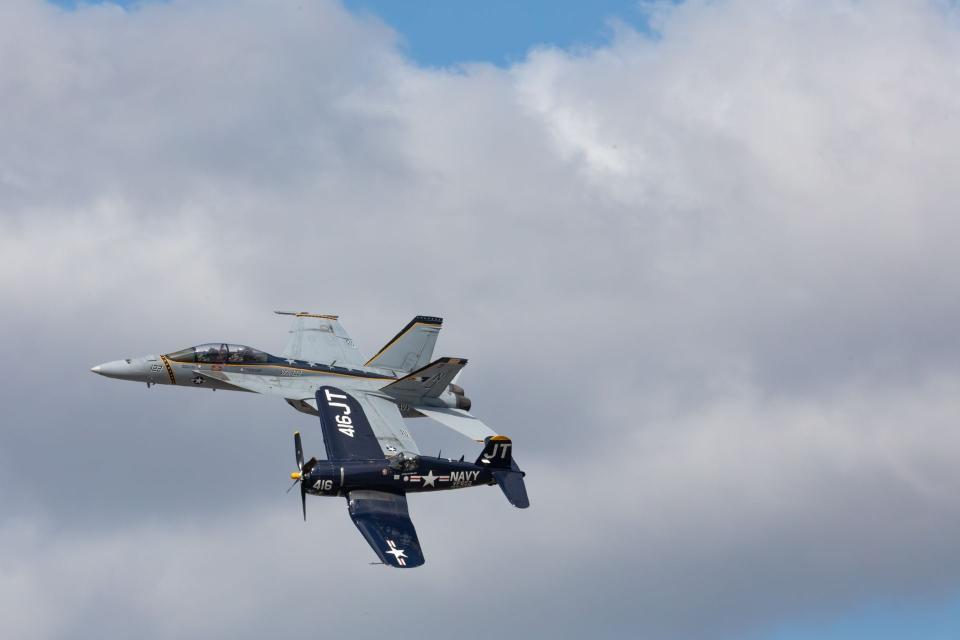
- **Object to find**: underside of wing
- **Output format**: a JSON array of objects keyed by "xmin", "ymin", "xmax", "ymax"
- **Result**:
[
  {"xmin": 416, "ymin": 407, "xmax": 498, "ymax": 443},
  {"xmin": 355, "ymin": 392, "xmax": 420, "ymax": 456},
  {"xmin": 348, "ymin": 490, "xmax": 424, "ymax": 568},
  {"xmin": 277, "ymin": 312, "xmax": 365, "ymax": 368}
]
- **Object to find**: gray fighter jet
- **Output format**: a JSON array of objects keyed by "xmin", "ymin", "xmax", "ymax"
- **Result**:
[{"xmin": 91, "ymin": 313, "xmax": 498, "ymax": 446}]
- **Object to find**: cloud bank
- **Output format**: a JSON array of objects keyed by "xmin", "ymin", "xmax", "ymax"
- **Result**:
[{"xmin": 2, "ymin": 0, "xmax": 960, "ymax": 638}]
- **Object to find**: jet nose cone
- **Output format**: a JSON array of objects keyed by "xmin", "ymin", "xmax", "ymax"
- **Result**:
[{"xmin": 90, "ymin": 359, "xmax": 136, "ymax": 380}]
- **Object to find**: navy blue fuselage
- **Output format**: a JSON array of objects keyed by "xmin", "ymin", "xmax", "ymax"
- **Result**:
[{"xmin": 302, "ymin": 455, "xmax": 495, "ymax": 498}]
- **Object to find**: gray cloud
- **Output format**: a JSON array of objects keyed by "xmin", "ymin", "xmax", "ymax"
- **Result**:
[{"xmin": 2, "ymin": 0, "xmax": 960, "ymax": 638}]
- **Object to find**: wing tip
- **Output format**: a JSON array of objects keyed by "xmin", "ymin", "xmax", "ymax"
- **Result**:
[
  {"xmin": 274, "ymin": 310, "xmax": 339, "ymax": 319},
  {"xmin": 382, "ymin": 557, "xmax": 426, "ymax": 569}
]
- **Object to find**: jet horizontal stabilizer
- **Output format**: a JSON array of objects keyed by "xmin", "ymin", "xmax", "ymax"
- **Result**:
[{"xmin": 380, "ymin": 357, "xmax": 467, "ymax": 403}]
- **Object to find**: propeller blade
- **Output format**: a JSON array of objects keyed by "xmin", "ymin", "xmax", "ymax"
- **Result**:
[
  {"xmin": 301, "ymin": 482, "xmax": 307, "ymax": 521},
  {"xmin": 292, "ymin": 433, "xmax": 312, "ymax": 521},
  {"xmin": 294, "ymin": 431, "xmax": 304, "ymax": 471},
  {"xmin": 285, "ymin": 478, "xmax": 299, "ymax": 494}
]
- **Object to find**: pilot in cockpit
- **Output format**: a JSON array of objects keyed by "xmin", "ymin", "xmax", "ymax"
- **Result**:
[{"xmin": 388, "ymin": 453, "xmax": 419, "ymax": 473}]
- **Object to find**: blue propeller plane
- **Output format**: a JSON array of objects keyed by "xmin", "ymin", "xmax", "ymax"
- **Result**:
[{"xmin": 292, "ymin": 386, "xmax": 528, "ymax": 568}]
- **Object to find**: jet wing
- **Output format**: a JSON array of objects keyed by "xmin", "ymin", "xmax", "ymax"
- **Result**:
[
  {"xmin": 316, "ymin": 386, "xmax": 420, "ymax": 459},
  {"xmin": 195, "ymin": 373, "xmax": 420, "ymax": 456},
  {"xmin": 355, "ymin": 392, "xmax": 420, "ymax": 456},
  {"xmin": 276, "ymin": 312, "xmax": 365, "ymax": 368},
  {"xmin": 416, "ymin": 407, "xmax": 498, "ymax": 443},
  {"xmin": 348, "ymin": 489, "xmax": 425, "ymax": 568},
  {"xmin": 196, "ymin": 369, "xmax": 319, "ymax": 398}
]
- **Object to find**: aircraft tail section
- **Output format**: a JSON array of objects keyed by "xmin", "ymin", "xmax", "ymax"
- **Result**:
[
  {"xmin": 476, "ymin": 436, "xmax": 529, "ymax": 509},
  {"xmin": 493, "ymin": 466, "xmax": 530, "ymax": 509},
  {"xmin": 475, "ymin": 435, "xmax": 514, "ymax": 469},
  {"xmin": 380, "ymin": 357, "xmax": 466, "ymax": 403},
  {"xmin": 365, "ymin": 316, "xmax": 442, "ymax": 374}
]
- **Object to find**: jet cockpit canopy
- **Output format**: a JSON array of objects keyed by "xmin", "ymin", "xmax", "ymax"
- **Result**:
[{"xmin": 165, "ymin": 343, "xmax": 270, "ymax": 365}]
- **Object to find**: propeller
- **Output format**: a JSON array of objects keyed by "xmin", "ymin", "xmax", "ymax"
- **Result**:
[
  {"xmin": 288, "ymin": 431, "xmax": 317, "ymax": 521},
  {"xmin": 295, "ymin": 430, "xmax": 304, "ymax": 470}
]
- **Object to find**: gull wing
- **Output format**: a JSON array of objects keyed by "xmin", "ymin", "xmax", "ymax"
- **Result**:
[
  {"xmin": 347, "ymin": 490, "xmax": 424, "ymax": 568},
  {"xmin": 276, "ymin": 312, "xmax": 364, "ymax": 367},
  {"xmin": 316, "ymin": 386, "xmax": 420, "ymax": 459}
]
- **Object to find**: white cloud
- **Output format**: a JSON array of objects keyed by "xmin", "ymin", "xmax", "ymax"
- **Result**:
[{"xmin": 3, "ymin": 0, "xmax": 960, "ymax": 638}]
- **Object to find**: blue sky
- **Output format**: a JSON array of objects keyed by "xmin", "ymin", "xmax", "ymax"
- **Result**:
[
  {"xmin": 343, "ymin": 0, "xmax": 653, "ymax": 66},
  {"xmin": 764, "ymin": 595, "xmax": 960, "ymax": 640},
  {"xmin": 31, "ymin": 2, "xmax": 960, "ymax": 639},
  {"xmin": 53, "ymin": 0, "xmax": 653, "ymax": 66}
]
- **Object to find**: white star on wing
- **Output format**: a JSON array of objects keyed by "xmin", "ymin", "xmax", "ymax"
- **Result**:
[{"xmin": 386, "ymin": 540, "xmax": 407, "ymax": 565}]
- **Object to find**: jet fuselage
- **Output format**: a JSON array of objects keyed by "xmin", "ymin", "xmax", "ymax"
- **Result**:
[{"xmin": 91, "ymin": 342, "xmax": 394, "ymax": 390}]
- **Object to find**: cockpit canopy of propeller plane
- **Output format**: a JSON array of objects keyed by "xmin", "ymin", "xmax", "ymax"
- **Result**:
[
  {"xmin": 388, "ymin": 454, "xmax": 420, "ymax": 473},
  {"xmin": 165, "ymin": 343, "xmax": 271, "ymax": 365}
]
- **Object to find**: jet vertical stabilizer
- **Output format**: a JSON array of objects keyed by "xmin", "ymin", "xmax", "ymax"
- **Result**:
[{"xmin": 365, "ymin": 316, "xmax": 442, "ymax": 374}]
